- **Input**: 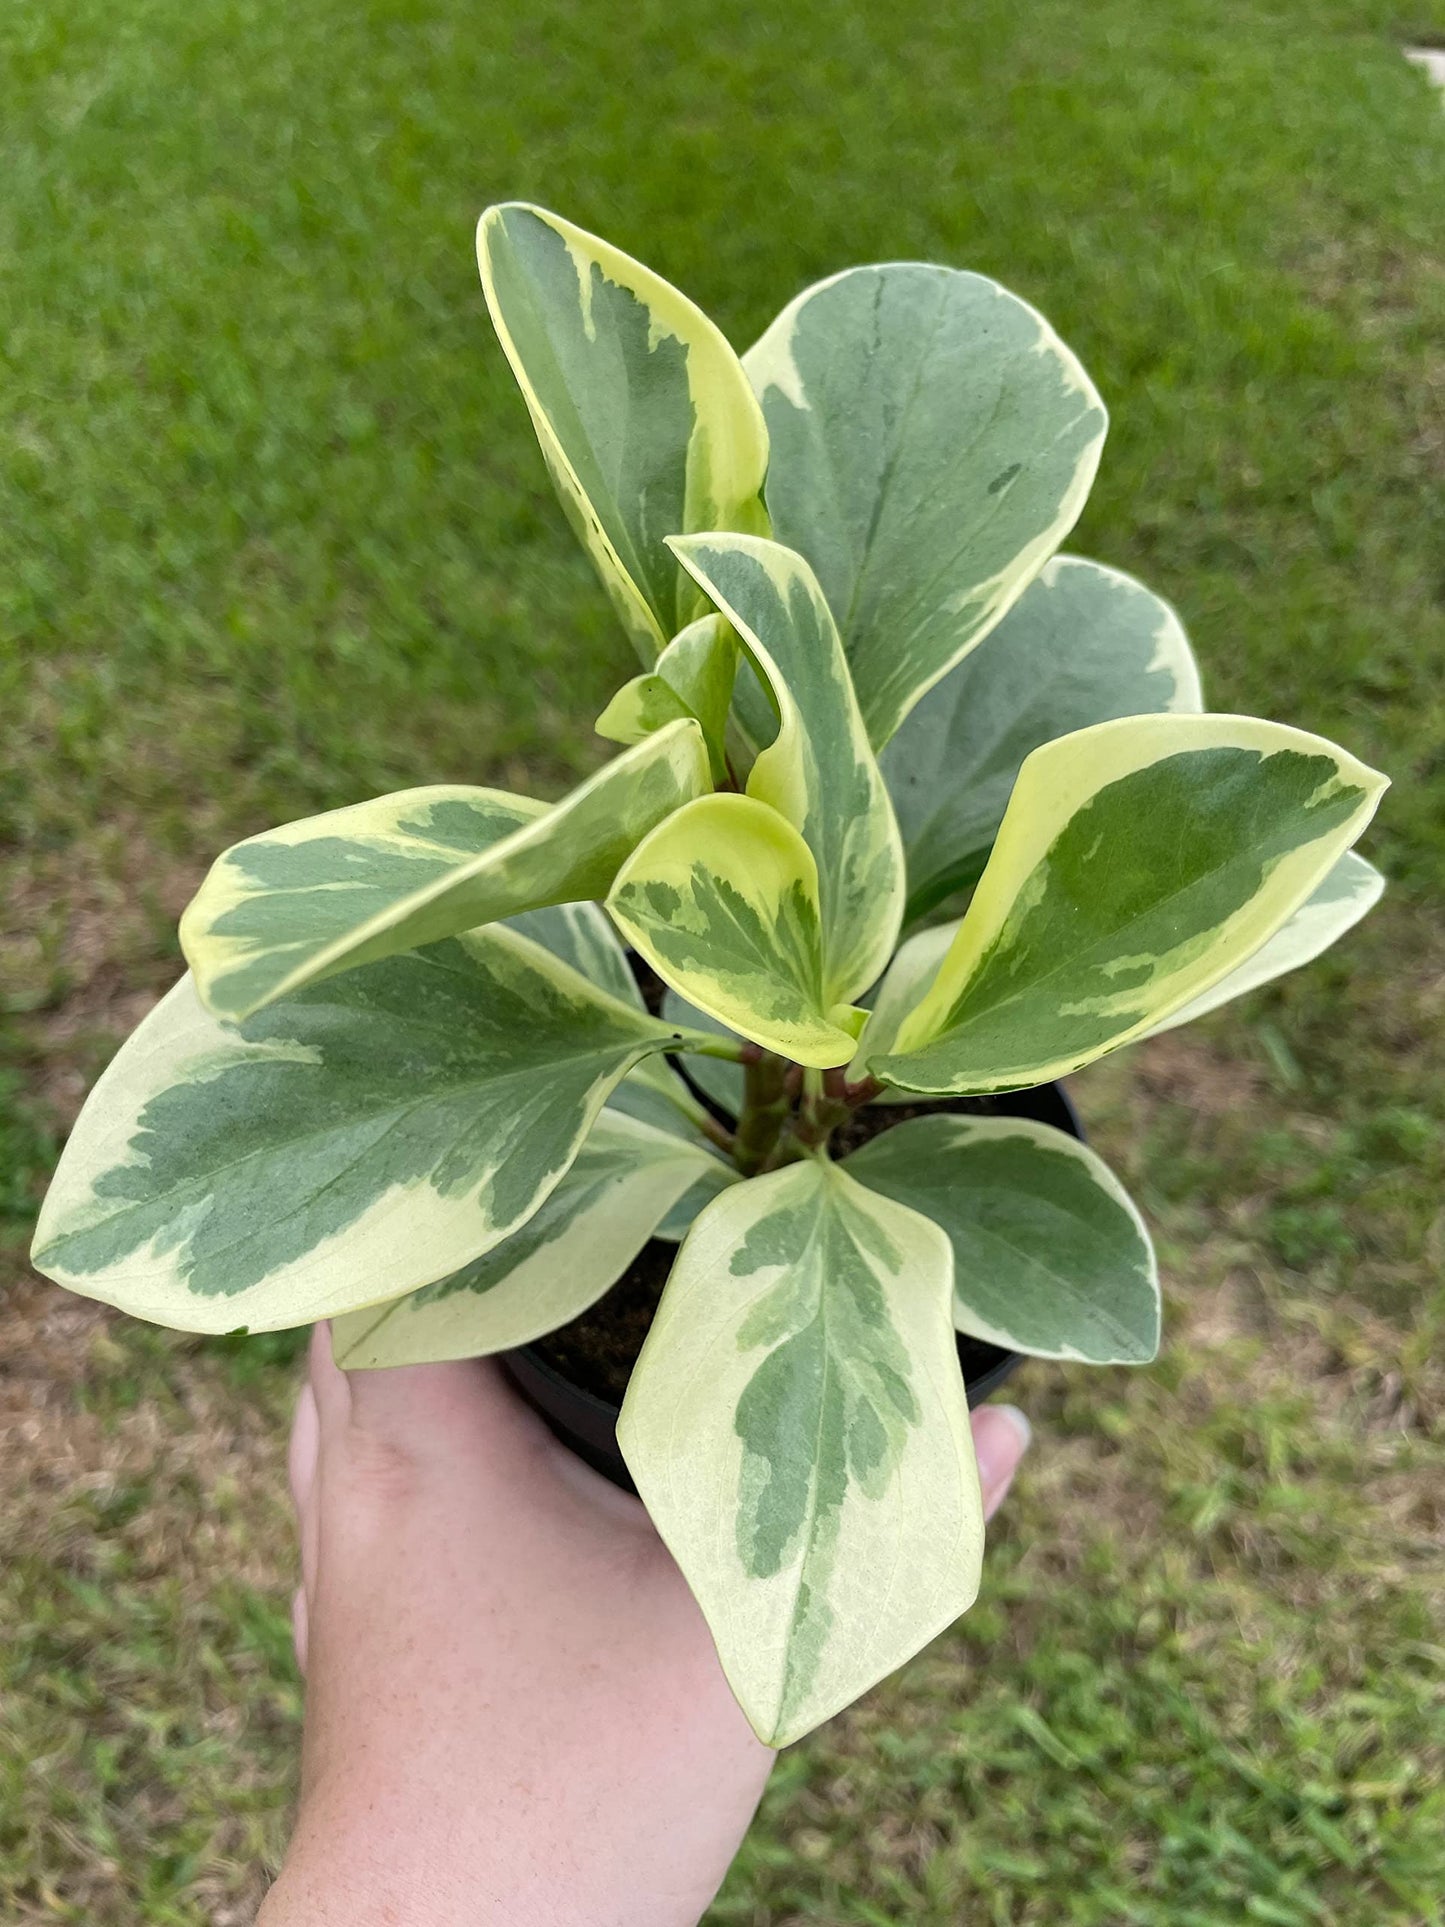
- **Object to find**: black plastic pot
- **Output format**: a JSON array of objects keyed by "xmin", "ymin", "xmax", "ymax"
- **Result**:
[{"xmin": 503, "ymin": 1078, "xmax": 1084, "ymax": 1495}]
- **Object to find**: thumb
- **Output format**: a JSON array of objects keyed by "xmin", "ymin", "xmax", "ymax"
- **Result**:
[{"xmin": 972, "ymin": 1405, "xmax": 1031, "ymax": 1519}]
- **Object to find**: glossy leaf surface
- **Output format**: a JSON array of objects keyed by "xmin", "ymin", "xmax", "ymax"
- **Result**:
[
  {"xmin": 181, "ymin": 723, "xmax": 707, "ymax": 1022},
  {"xmin": 877, "ymin": 716, "xmax": 1387, "ymax": 1092},
  {"xmin": 32, "ymin": 930, "xmax": 688, "ymax": 1332},
  {"xmin": 848, "ymin": 1115, "xmax": 1158, "ymax": 1362},
  {"xmin": 746, "ymin": 263, "xmax": 1106, "ymax": 745},
  {"xmin": 671, "ymin": 533, "xmax": 905, "ymax": 1002},
  {"xmin": 609, "ymin": 794, "xmax": 864, "ymax": 1068},
  {"xmin": 882, "ymin": 556, "xmax": 1202, "ymax": 925},
  {"xmin": 479, "ymin": 202, "xmax": 768, "ymax": 658},
  {"xmin": 619, "ymin": 1157, "xmax": 982, "ymax": 1747},
  {"xmin": 332, "ymin": 1111, "xmax": 717, "ymax": 1367}
]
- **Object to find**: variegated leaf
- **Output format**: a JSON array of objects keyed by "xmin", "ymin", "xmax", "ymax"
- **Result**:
[
  {"xmin": 633, "ymin": 987, "xmax": 745, "ymax": 1237},
  {"xmin": 332, "ymin": 1112, "xmax": 718, "ymax": 1368},
  {"xmin": 1146, "ymin": 850, "xmax": 1385, "ymax": 1035},
  {"xmin": 604, "ymin": 1065, "xmax": 713, "ymax": 1140},
  {"xmin": 507, "ymin": 899, "xmax": 716, "ymax": 1135},
  {"xmin": 876, "ymin": 715, "xmax": 1387, "ymax": 1093},
  {"xmin": 478, "ymin": 202, "xmax": 769, "ymax": 661},
  {"xmin": 596, "ymin": 613, "xmax": 736, "ymax": 784},
  {"xmin": 597, "ymin": 673, "xmax": 694, "ymax": 742},
  {"xmin": 846, "ymin": 1116, "xmax": 1158, "ymax": 1363},
  {"xmin": 745, "ymin": 263, "xmax": 1107, "ymax": 746},
  {"xmin": 654, "ymin": 1153, "xmax": 740, "ymax": 1242},
  {"xmin": 31, "ymin": 928, "xmax": 696, "ymax": 1334},
  {"xmin": 505, "ymin": 899, "xmax": 639, "ymax": 1005},
  {"xmin": 608, "ymin": 794, "xmax": 865, "ymax": 1069},
  {"xmin": 670, "ymin": 533, "xmax": 906, "ymax": 1003},
  {"xmin": 180, "ymin": 721, "xmax": 708, "ymax": 1022},
  {"xmin": 883, "ymin": 556, "xmax": 1203, "ymax": 926},
  {"xmin": 847, "ymin": 919, "xmax": 956, "ymax": 1095},
  {"xmin": 861, "ymin": 857, "xmax": 1383, "ymax": 1089},
  {"xmin": 619, "ymin": 1157, "xmax": 982, "ymax": 1748}
]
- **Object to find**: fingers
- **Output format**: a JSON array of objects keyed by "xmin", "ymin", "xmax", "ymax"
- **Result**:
[
  {"xmin": 313, "ymin": 1316, "xmax": 512, "ymax": 1445},
  {"xmin": 289, "ymin": 1358, "xmax": 327, "ymax": 1676},
  {"xmin": 290, "ymin": 1379, "xmax": 323, "ymax": 1605},
  {"xmin": 289, "ymin": 1380, "xmax": 320, "ymax": 1512},
  {"xmin": 307, "ymin": 1322, "xmax": 352, "ymax": 1430},
  {"xmin": 292, "ymin": 1324, "xmax": 1029, "ymax": 1617},
  {"xmin": 292, "ymin": 1584, "xmax": 309, "ymax": 1676},
  {"xmin": 972, "ymin": 1404, "xmax": 1031, "ymax": 1519},
  {"xmin": 342, "ymin": 1353, "xmax": 491, "ymax": 1437}
]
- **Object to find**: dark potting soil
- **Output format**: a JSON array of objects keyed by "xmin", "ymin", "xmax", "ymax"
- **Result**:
[
  {"xmin": 530, "ymin": 1239, "xmax": 676, "ymax": 1407},
  {"xmin": 828, "ymin": 1090, "xmax": 1024, "ymax": 1159},
  {"xmin": 529, "ymin": 1090, "xmax": 1010, "ymax": 1408}
]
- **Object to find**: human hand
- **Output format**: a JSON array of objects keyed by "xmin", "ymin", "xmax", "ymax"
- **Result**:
[{"xmin": 260, "ymin": 1328, "xmax": 1031, "ymax": 1927}]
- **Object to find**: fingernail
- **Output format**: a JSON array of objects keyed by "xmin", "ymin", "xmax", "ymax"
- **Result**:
[
  {"xmin": 996, "ymin": 1404, "xmax": 1031, "ymax": 1451},
  {"xmin": 973, "ymin": 1402, "xmax": 1031, "ymax": 1505}
]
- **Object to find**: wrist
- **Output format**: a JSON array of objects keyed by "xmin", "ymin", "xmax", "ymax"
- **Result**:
[
  {"xmin": 261, "ymin": 1763, "xmax": 744, "ymax": 1927},
  {"xmin": 261, "ymin": 1806, "xmax": 505, "ymax": 1927}
]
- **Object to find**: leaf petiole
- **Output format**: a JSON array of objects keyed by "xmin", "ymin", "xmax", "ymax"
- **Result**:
[{"xmin": 672, "ymin": 1029, "xmax": 749, "ymax": 1063}]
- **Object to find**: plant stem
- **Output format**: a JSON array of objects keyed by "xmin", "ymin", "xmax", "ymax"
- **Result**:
[
  {"xmin": 732, "ymin": 1051, "xmax": 792, "ymax": 1175},
  {"xmin": 843, "ymin": 1074, "xmax": 885, "ymax": 1108},
  {"xmin": 696, "ymin": 1113, "xmax": 736, "ymax": 1155},
  {"xmin": 676, "ymin": 1030, "xmax": 749, "ymax": 1063},
  {"xmin": 674, "ymin": 1032, "xmax": 884, "ymax": 1170},
  {"xmin": 766, "ymin": 1064, "xmax": 850, "ymax": 1167}
]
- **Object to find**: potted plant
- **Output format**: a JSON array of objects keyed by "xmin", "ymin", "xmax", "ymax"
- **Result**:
[{"xmin": 32, "ymin": 204, "xmax": 1387, "ymax": 1749}]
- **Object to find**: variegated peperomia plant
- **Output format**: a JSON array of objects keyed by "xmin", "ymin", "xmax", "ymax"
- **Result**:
[{"xmin": 33, "ymin": 205, "xmax": 1388, "ymax": 1747}]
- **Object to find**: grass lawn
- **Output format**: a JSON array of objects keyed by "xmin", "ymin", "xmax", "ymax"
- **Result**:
[{"xmin": 3, "ymin": 0, "xmax": 1443, "ymax": 1920}]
